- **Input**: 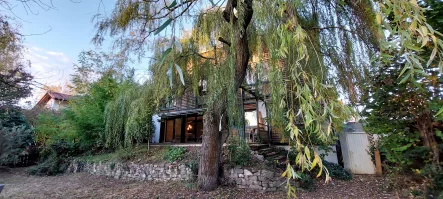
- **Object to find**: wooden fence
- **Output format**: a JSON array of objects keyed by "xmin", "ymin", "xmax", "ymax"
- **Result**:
[{"xmin": 16, "ymin": 153, "xmax": 39, "ymax": 167}]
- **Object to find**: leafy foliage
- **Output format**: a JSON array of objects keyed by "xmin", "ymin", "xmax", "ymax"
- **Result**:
[
  {"xmin": 185, "ymin": 159, "xmax": 199, "ymax": 177},
  {"xmin": 94, "ymin": 0, "xmax": 443, "ymax": 195},
  {"xmin": 33, "ymin": 110, "xmax": 76, "ymax": 147},
  {"xmin": 28, "ymin": 141, "xmax": 84, "ymax": 176},
  {"xmin": 163, "ymin": 146, "xmax": 187, "ymax": 163},
  {"xmin": 104, "ymin": 83, "xmax": 157, "ymax": 149},
  {"xmin": 322, "ymin": 160, "xmax": 352, "ymax": 181},
  {"xmin": 70, "ymin": 71, "xmax": 127, "ymax": 148},
  {"xmin": 364, "ymin": 0, "xmax": 443, "ymax": 195},
  {"xmin": 227, "ymin": 136, "xmax": 251, "ymax": 167},
  {"xmin": 299, "ymin": 173, "xmax": 316, "ymax": 192},
  {"xmin": 0, "ymin": 15, "xmax": 33, "ymax": 106},
  {"xmin": 0, "ymin": 106, "xmax": 34, "ymax": 166}
]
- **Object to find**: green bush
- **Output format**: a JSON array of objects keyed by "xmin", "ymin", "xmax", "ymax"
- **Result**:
[
  {"xmin": 227, "ymin": 137, "xmax": 251, "ymax": 166},
  {"xmin": 0, "ymin": 107, "xmax": 34, "ymax": 166},
  {"xmin": 323, "ymin": 160, "xmax": 352, "ymax": 180},
  {"xmin": 299, "ymin": 173, "xmax": 316, "ymax": 192},
  {"xmin": 421, "ymin": 164, "xmax": 443, "ymax": 197},
  {"xmin": 28, "ymin": 141, "xmax": 83, "ymax": 176},
  {"xmin": 163, "ymin": 147, "xmax": 187, "ymax": 162},
  {"xmin": 185, "ymin": 159, "xmax": 199, "ymax": 177}
]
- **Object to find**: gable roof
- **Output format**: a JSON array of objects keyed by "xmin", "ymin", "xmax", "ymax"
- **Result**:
[
  {"xmin": 47, "ymin": 91, "xmax": 71, "ymax": 101},
  {"xmin": 35, "ymin": 91, "xmax": 72, "ymax": 107}
]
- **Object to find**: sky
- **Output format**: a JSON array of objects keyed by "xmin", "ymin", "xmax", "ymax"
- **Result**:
[{"xmin": 3, "ymin": 0, "xmax": 149, "ymax": 106}]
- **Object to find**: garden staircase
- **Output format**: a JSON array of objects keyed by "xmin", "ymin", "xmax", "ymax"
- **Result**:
[{"xmin": 249, "ymin": 144, "xmax": 287, "ymax": 168}]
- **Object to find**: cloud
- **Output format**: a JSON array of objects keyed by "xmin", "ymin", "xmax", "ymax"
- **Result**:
[
  {"xmin": 46, "ymin": 51, "xmax": 64, "ymax": 56},
  {"xmin": 24, "ymin": 46, "xmax": 74, "ymax": 96},
  {"xmin": 46, "ymin": 51, "xmax": 71, "ymax": 63}
]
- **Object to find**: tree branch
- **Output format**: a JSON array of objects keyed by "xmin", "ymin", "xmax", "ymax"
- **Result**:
[{"xmin": 217, "ymin": 37, "xmax": 231, "ymax": 46}]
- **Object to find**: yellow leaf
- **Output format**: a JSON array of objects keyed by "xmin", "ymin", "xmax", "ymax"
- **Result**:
[
  {"xmin": 421, "ymin": 26, "xmax": 428, "ymax": 36},
  {"xmin": 304, "ymin": 146, "xmax": 311, "ymax": 159},
  {"xmin": 421, "ymin": 36, "xmax": 428, "ymax": 47},
  {"xmin": 310, "ymin": 155, "xmax": 319, "ymax": 171},
  {"xmin": 317, "ymin": 165, "xmax": 323, "ymax": 177},
  {"xmin": 325, "ymin": 175, "xmax": 332, "ymax": 183},
  {"xmin": 281, "ymin": 169, "xmax": 288, "ymax": 177},
  {"xmin": 409, "ymin": 20, "xmax": 417, "ymax": 31},
  {"xmin": 428, "ymin": 47, "xmax": 438, "ymax": 66},
  {"xmin": 376, "ymin": 14, "xmax": 382, "ymax": 25},
  {"xmin": 432, "ymin": 35, "xmax": 437, "ymax": 44}
]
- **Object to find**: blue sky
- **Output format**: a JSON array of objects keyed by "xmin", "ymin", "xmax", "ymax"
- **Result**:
[
  {"xmin": 4, "ymin": 0, "xmax": 152, "ymax": 104},
  {"xmin": 7, "ymin": 0, "xmax": 114, "ymax": 89}
]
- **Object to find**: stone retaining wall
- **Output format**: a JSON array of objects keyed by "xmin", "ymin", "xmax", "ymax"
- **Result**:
[
  {"xmin": 67, "ymin": 160, "xmax": 194, "ymax": 181},
  {"xmin": 68, "ymin": 161, "xmax": 286, "ymax": 192},
  {"xmin": 222, "ymin": 167, "xmax": 286, "ymax": 191}
]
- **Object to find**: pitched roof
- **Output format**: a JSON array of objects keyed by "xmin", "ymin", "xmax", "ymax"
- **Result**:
[
  {"xmin": 47, "ymin": 91, "xmax": 71, "ymax": 101},
  {"xmin": 35, "ymin": 91, "xmax": 72, "ymax": 107}
]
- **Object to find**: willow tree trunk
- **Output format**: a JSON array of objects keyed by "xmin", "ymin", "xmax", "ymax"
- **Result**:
[
  {"xmin": 198, "ymin": 108, "xmax": 221, "ymax": 191},
  {"xmin": 197, "ymin": 0, "xmax": 253, "ymax": 191}
]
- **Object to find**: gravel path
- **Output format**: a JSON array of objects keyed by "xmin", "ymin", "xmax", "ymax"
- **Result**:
[{"xmin": 0, "ymin": 168, "xmax": 396, "ymax": 199}]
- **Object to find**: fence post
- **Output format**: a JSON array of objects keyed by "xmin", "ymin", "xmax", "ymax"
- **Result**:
[{"xmin": 375, "ymin": 149, "xmax": 382, "ymax": 175}]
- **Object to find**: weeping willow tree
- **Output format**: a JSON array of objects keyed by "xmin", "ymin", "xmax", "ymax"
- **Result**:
[
  {"xmin": 93, "ymin": 0, "xmax": 443, "ymax": 195},
  {"xmin": 104, "ymin": 82, "xmax": 157, "ymax": 149}
]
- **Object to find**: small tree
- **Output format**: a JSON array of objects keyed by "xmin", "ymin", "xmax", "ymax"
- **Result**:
[{"xmin": 0, "ymin": 15, "xmax": 32, "ymax": 107}]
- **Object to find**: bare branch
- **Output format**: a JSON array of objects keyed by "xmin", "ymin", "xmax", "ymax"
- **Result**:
[{"xmin": 217, "ymin": 37, "xmax": 231, "ymax": 46}]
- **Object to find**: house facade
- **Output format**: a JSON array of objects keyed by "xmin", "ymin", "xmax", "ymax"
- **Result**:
[
  {"xmin": 152, "ymin": 55, "xmax": 285, "ymax": 144},
  {"xmin": 35, "ymin": 91, "xmax": 72, "ymax": 111}
]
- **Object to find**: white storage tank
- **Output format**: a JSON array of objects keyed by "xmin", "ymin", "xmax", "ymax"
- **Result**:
[{"xmin": 339, "ymin": 122, "xmax": 376, "ymax": 174}]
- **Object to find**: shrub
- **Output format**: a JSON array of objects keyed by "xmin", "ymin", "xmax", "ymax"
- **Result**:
[
  {"xmin": 421, "ymin": 164, "xmax": 443, "ymax": 197},
  {"xmin": 299, "ymin": 173, "xmax": 316, "ymax": 192},
  {"xmin": 185, "ymin": 159, "xmax": 199, "ymax": 177},
  {"xmin": 28, "ymin": 141, "xmax": 83, "ymax": 176},
  {"xmin": 163, "ymin": 147, "xmax": 187, "ymax": 162},
  {"xmin": 323, "ymin": 160, "xmax": 352, "ymax": 180},
  {"xmin": 0, "ymin": 125, "xmax": 34, "ymax": 166},
  {"xmin": 0, "ymin": 107, "xmax": 34, "ymax": 166},
  {"xmin": 227, "ymin": 137, "xmax": 251, "ymax": 166}
]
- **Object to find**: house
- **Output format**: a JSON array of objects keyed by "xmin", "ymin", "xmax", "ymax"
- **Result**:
[
  {"xmin": 35, "ymin": 91, "xmax": 72, "ymax": 111},
  {"xmin": 153, "ymin": 53, "xmax": 280, "ymax": 144}
]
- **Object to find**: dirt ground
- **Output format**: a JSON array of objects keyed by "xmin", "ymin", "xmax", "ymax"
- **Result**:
[{"xmin": 0, "ymin": 168, "xmax": 397, "ymax": 199}]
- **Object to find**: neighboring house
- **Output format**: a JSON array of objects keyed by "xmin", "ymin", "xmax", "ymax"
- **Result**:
[{"xmin": 35, "ymin": 91, "xmax": 72, "ymax": 111}]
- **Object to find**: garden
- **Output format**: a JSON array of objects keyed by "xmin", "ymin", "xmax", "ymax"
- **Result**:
[{"xmin": 1, "ymin": 0, "xmax": 443, "ymax": 198}]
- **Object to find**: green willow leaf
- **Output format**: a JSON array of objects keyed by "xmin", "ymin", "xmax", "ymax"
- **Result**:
[
  {"xmin": 159, "ymin": 48, "xmax": 172, "ymax": 67},
  {"xmin": 436, "ymin": 106, "xmax": 443, "ymax": 116},
  {"xmin": 175, "ymin": 64, "xmax": 185, "ymax": 86},
  {"xmin": 167, "ymin": 0, "xmax": 177, "ymax": 8},
  {"xmin": 154, "ymin": 18, "xmax": 173, "ymax": 35},
  {"xmin": 399, "ymin": 71, "xmax": 411, "ymax": 84}
]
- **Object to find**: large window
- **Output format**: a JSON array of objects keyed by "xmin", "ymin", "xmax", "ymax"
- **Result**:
[
  {"xmin": 163, "ymin": 115, "xmax": 203, "ymax": 143},
  {"xmin": 185, "ymin": 116, "xmax": 203, "ymax": 142}
]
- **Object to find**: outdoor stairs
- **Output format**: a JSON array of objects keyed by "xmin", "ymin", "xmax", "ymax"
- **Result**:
[{"xmin": 249, "ymin": 144, "xmax": 288, "ymax": 168}]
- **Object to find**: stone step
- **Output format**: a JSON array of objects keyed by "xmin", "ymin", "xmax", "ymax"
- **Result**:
[
  {"xmin": 257, "ymin": 148, "xmax": 273, "ymax": 154},
  {"xmin": 248, "ymin": 144, "xmax": 268, "ymax": 151},
  {"xmin": 264, "ymin": 151, "xmax": 279, "ymax": 157},
  {"xmin": 274, "ymin": 155, "xmax": 286, "ymax": 161}
]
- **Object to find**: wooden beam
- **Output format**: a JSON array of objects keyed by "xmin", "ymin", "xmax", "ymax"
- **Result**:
[{"xmin": 375, "ymin": 149, "xmax": 382, "ymax": 175}]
